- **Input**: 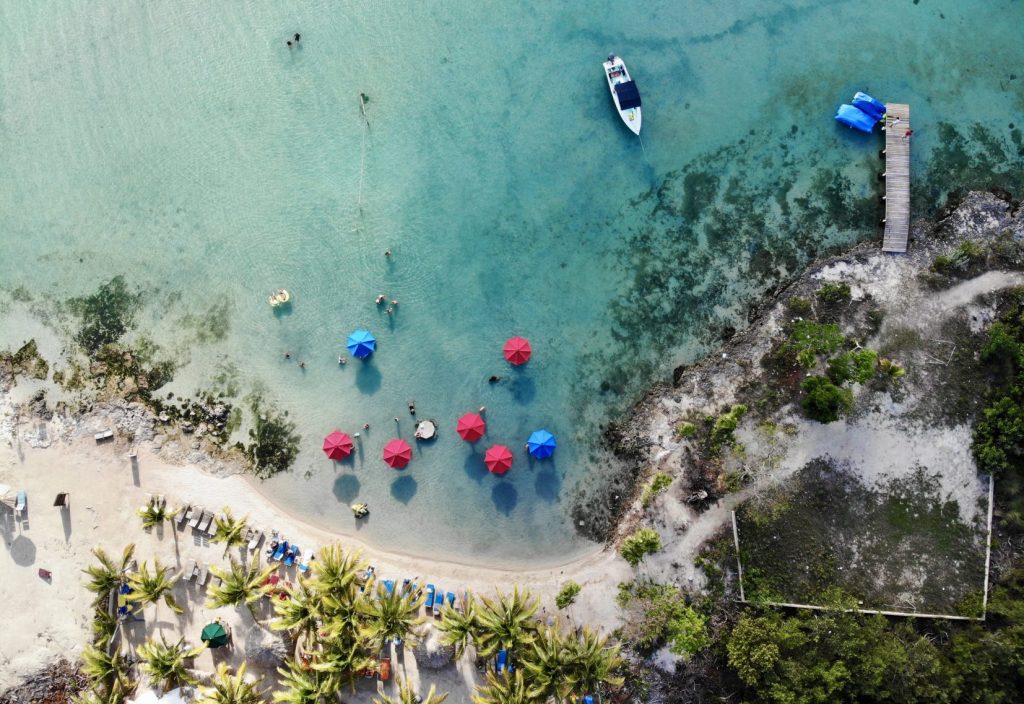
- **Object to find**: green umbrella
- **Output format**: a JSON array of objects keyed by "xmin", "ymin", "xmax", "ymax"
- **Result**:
[{"xmin": 201, "ymin": 621, "xmax": 229, "ymax": 648}]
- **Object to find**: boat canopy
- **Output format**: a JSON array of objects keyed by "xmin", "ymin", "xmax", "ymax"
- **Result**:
[{"xmin": 615, "ymin": 81, "xmax": 641, "ymax": 109}]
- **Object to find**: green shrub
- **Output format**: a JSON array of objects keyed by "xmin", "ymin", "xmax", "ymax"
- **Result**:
[
  {"xmin": 788, "ymin": 296, "xmax": 812, "ymax": 316},
  {"xmin": 827, "ymin": 348, "xmax": 878, "ymax": 385},
  {"xmin": 675, "ymin": 421, "xmax": 697, "ymax": 438},
  {"xmin": 620, "ymin": 528, "xmax": 662, "ymax": 566},
  {"xmin": 642, "ymin": 473, "xmax": 673, "ymax": 507},
  {"xmin": 710, "ymin": 404, "xmax": 748, "ymax": 453},
  {"xmin": 616, "ymin": 582, "xmax": 709, "ymax": 657},
  {"xmin": 785, "ymin": 321, "xmax": 845, "ymax": 368},
  {"xmin": 800, "ymin": 376, "xmax": 852, "ymax": 423},
  {"xmin": 878, "ymin": 357, "xmax": 905, "ymax": 380},
  {"xmin": 815, "ymin": 282, "xmax": 851, "ymax": 304},
  {"xmin": 930, "ymin": 240, "xmax": 986, "ymax": 275},
  {"xmin": 555, "ymin": 581, "xmax": 581, "ymax": 609}
]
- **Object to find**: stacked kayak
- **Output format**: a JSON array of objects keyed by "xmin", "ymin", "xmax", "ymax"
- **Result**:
[{"xmin": 835, "ymin": 91, "xmax": 886, "ymax": 133}]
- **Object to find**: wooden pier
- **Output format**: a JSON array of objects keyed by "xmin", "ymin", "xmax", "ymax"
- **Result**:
[{"xmin": 881, "ymin": 103, "xmax": 910, "ymax": 253}]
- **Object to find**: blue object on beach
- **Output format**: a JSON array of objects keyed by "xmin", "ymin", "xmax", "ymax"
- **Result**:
[
  {"xmin": 852, "ymin": 91, "xmax": 886, "ymax": 121},
  {"xmin": 496, "ymin": 649, "xmax": 507, "ymax": 673},
  {"xmin": 272, "ymin": 542, "xmax": 287, "ymax": 561},
  {"xmin": 424, "ymin": 584, "xmax": 435, "ymax": 609},
  {"xmin": 383, "ymin": 579, "xmax": 395, "ymax": 596},
  {"xmin": 835, "ymin": 104, "xmax": 877, "ymax": 133},
  {"xmin": 119, "ymin": 583, "xmax": 132, "ymax": 595},
  {"xmin": 527, "ymin": 429, "xmax": 557, "ymax": 459},
  {"xmin": 401, "ymin": 578, "xmax": 411, "ymax": 595},
  {"xmin": 446, "ymin": 591, "xmax": 455, "ymax": 608},
  {"xmin": 346, "ymin": 329, "xmax": 377, "ymax": 359},
  {"xmin": 584, "ymin": 696, "xmax": 594, "ymax": 704},
  {"xmin": 284, "ymin": 545, "xmax": 299, "ymax": 566}
]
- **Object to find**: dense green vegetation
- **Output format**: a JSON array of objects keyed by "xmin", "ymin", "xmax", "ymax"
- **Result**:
[
  {"xmin": 616, "ymin": 582, "xmax": 710, "ymax": 658},
  {"xmin": 642, "ymin": 473, "xmax": 673, "ymax": 507},
  {"xmin": 799, "ymin": 375, "xmax": 852, "ymax": 423},
  {"xmin": 555, "ymin": 581, "xmax": 581, "ymax": 609},
  {"xmin": 620, "ymin": 528, "xmax": 662, "ymax": 566},
  {"xmin": 973, "ymin": 289, "xmax": 1024, "ymax": 482}
]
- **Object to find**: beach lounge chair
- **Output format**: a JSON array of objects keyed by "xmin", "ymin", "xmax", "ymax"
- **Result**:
[
  {"xmin": 433, "ymin": 589, "xmax": 445, "ymax": 616},
  {"xmin": 271, "ymin": 542, "xmax": 287, "ymax": 562},
  {"xmin": 176, "ymin": 504, "xmax": 191, "ymax": 525},
  {"xmin": 183, "ymin": 559, "xmax": 197, "ymax": 582},
  {"xmin": 15, "ymin": 490, "xmax": 26, "ymax": 515},
  {"xmin": 197, "ymin": 511, "xmax": 214, "ymax": 533},
  {"xmin": 197, "ymin": 563, "xmax": 209, "ymax": 586},
  {"xmin": 205, "ymin": 514, "xmax": 220, "ymax": 538},
  {"xmin": 496, "ymin": 649, "xmax": 507, "ymax": 673},
  {"xmin": 298, "ymin": 555, "xmax": 311, "ymax": 573},
  {"xmin": 446, "ymin": 592, "xmax": 456, "ymax": 609},
  {"xmin": 424, "ymin": 584, "xmax": 435, "ymax": 610},
  {"xmin": 248, "ymin": 529, "xmax": 264, "ymax": 552},
  {"xmin": 284, "ymin": 545, "xmax": 299, "ymax": 567},
  {"xmin": 188, "ymin": 507, "xmax": 203, "ymax": 529},
  {"xmin": 378, "ymin": 658, "xmax": 391, "ymax": 682},
  {"xmin": 584, "ymin": 696, "xmax": 594, "ymax": 704},
  {"xmin": 383, "ymin": 579, "xmax": 394, "ymax": 596}
]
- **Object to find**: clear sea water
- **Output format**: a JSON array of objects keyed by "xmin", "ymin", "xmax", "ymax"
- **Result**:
[{"xmin": 1, "ymin": 1, "xmax": 1022, "ymax": 567}]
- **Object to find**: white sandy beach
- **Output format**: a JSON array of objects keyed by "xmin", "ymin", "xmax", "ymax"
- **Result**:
[{"xmin": 0, "ymin": 429, "xmax": 629, "ymax": 699}]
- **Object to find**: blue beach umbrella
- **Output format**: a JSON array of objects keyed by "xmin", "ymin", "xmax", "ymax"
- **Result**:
[
  {"xmin": 527, "ymin": 429, "xmax": 557, "ymax": 459},
  {"xmin": 346, "ymin": 329, "xmax": 376, "ymax": 359}
]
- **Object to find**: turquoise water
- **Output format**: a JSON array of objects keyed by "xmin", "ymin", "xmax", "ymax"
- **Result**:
[{"xmin": 1, "ymin": 1, "xmax": 1022, "ymax": 566}]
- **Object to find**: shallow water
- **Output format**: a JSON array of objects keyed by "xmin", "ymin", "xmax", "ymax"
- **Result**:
[{"xmin": 1, "ymin": 0, "xmax": 1022, "ymax": 566}]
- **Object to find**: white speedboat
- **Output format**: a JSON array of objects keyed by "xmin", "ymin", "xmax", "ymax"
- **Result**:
[{"xmin": 603, "ymin": 54, "xmax": 642, "ymax": 135}]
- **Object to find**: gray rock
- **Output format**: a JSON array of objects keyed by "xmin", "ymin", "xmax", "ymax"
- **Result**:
[{"xmin": 940, "ymin": 192, "xmax": 1013, "ymax": 239}]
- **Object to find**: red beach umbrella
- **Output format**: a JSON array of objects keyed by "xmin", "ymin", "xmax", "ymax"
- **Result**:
[
  {"xmin": 322, "ymin": 431, "xmax": 354, "ymax": 460},
  {"xmin": 503, "ymin": 336, "xmax": 532, "ymax": 365},
  {"xmin": 382, "ymin": 438, "xmax": 413, "ymax": 469},
  {"xmin": 484, "ymin": 444, "xmax": 514, "ymax": 475},
  {"xmin": 456, "ymin": 413, "xmax": 487, "ymax": 442}
]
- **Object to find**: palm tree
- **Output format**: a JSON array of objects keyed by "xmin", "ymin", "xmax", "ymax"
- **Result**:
[
  {"xmin": 136, "ymin": 636, "xmax": 204, "ymax": 693},
  {"xmin": 72, "ymin": 681, "xmax": 132, "ymax": 704},
  {"xmin": 475, "ymin": 587, "xmax": 539, "ymax": 658},
  {"xmin": 211, "ymin": 508, "xmax": 250, "ymax": 557},
  {"xmin": 206, "ymin": 558, "xmax": 276, "ymax": 618},
  {"xmin": 196, "ymin": 662, "xmax": 265, "ymax": 704},
  {"xmin": 308, "ymin": 544, "xmax": 366, "ymax": 597},
  {"xmin": 374, "ymin": 676, "xmax": 449, "ymax": 704},
  {"xmin": 81, "ymin": 643, "xmax": 132, "ymax": 693},
  {"xmin": 83, "ymin": 544, "xmax": 136, "ymax": 604},
  {"xmin": 318, "ymin": 582, "xmax": 364, "ymax": 646},
  {"xmin": 522, "ymin": 623, "xmax": 571, "ymax": 702},
  {"xmin": 358, "ymin": 582, "xmax": 423, "ymax": 649},
  {"xmin": 273, "ymin": 659, "xmax": 334, "ymax": 704},
  {"xmin": 127, "ymin": 560, "xmax": 183, "ymax": 615},
  {"xmin": 272, "ymin": 579, "xmax": 325, "ymax": 645},
  {"xmin": 562, "ymin": 626, "xmax": 625, "ymax": 696},
  {"xmin": 309, "ymin": 636, "xmax": 374, "ymax": 694},
  {"xmin": 439, "ymin": 595, "xmax": 479, "ymax": 659},
  {"xmin": 91, "ymin": 606, "xmax": 119, "ymax": 650},
  {"xmin": 138, "ymin": 499, "xmax": 171, "ymax": 530},
  {"xmin": 471, "ymin": 671, "xmax": 536, "ymax": 704}
]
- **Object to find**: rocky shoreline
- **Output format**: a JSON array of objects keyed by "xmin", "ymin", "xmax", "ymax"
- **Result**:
[{"xmin": 600, "ymin": 189, "xmax": 1024, "ymax": 555}]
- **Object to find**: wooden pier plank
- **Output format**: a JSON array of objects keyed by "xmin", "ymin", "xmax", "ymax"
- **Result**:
[{"xmin": 882, "ymin": 103, "xmax": 911, "ymax": 253}]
